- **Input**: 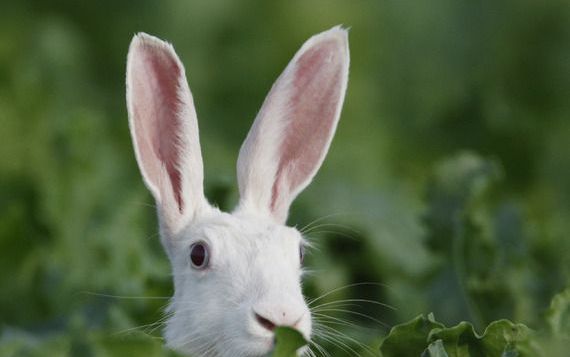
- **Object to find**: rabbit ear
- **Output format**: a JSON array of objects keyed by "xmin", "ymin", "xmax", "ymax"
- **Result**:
[
  {"xmin": 236, "ymin": 27, "xmax": 349, "ymax": 224},
  {"xmin": 127, "ymin": 33, "xmax": 207, "ymax": 232}
]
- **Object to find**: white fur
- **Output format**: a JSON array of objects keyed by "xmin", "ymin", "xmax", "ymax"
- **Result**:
[
  {"xmin": 165, "ymin": 209, "xmax": 310, "ymax": 356},
  {"xmin": 236, "ymin": 26, "xmax": 350, "ymax": 223},
  {"xmin": 126, "ymin": 26, "xmax": 349, "ymax": 356}
]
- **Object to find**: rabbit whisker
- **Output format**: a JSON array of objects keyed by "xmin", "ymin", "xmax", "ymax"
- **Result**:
[
  {"xmin": 313, "ymin": 307, "xmax": 389, "ymax": 328},
  {"xmin": 312, "ymin": 325, "xmax": 360, "ymax": 357},
  {"xmin": 312, "ymin": 312, "xmax": 363, "ymax": 330},
  {"xmin": 77, "ymin": 291, "xmax": 171, "ymax": 300},
  {"xmin": 311, "ymin": 298, "xmax": 396, "ymax": 311},
  {"xmin": 113, "ymin": 319, "xmax": 167, "ymax": 337},
  {"xmin": 304, "ymin": 230, "xmax": 359, "ymax": 241},
  {"xmin": 302, "ymin": 222, "xmax": 360, "ymax": 236},
  {"xmin": 298, "ymin": 212, "xmax": 354, "ymax": 233},
  {"xmin": 299, "ymin": 212, "xmax": 358, "ymax": 232},
  {"xmin": 315, "ymin": 323, "xmax": 376, "ymax": 356},
  {"xmin": 307, "ymin": 282, "xmax": 390, "ymax": 307},
  {"xmin": 307, "ymin": 339, "xmax": 330, "ymax": 357}
]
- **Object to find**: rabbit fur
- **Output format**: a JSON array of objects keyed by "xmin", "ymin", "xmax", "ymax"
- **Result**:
[{"xmin": 126, "ymin": 26, "xmax": 349, "ymax": 356}]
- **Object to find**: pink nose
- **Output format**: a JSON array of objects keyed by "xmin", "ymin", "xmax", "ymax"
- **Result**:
[{"xmin": 253, "ymin": 309, "xmax": 303, "ymax": 332}]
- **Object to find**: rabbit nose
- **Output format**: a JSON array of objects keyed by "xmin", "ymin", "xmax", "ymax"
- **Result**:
[
  {"xmin": 254, "ymin": 312, "xmax": 276, "ymax": 331},
  {"xmin": 253, "ymin": 309, "xmax": 304, "ymax": 332}
]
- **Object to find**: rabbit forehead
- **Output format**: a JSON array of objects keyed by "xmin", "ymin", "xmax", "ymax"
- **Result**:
[{"xmin": 187, "ymin": 210, "xmax": 303, "ymax": 246}]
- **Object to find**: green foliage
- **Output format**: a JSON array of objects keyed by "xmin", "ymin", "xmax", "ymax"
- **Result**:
[
  {"xmin": 546, "ymin": 288, "xmax": 570, "ymax": 339},
  {"xmin": 378, "ymin": 313, "xmax": 445, "ymax": 356},
  {"xmin": 271, "ymin": 327, "xmax": 307, "ymax": 357},
  {"xmin": 380, "ymin": 314, "xmax": 535, "ymax": 357},
  {"xmin": 380, "ymin": 288, "xmax": 570, "ymax": 356},
  {"xmin": 0, "ymin": 0, "xmax": 569, "ymax": 356},
  {"xmin": 0, "ymin": 331, "xmax": 185, "ymax": 357}
]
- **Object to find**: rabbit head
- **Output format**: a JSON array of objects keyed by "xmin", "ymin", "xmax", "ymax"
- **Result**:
[{"xmin": 126, "ymin": 26, "xmax": 349, "ymax": 356}]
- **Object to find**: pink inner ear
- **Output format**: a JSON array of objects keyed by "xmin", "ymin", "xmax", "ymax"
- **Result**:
[
  {"xmin": 270, "ymin": 39, "xmax": 343, "ymax": 211},
  {"xmin": 131, "ymin": 45, "xmax": 184, "ymax": 211}
]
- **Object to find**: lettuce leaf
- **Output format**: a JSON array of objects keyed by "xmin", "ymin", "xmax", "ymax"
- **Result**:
[{"xmin": 380, "ymin": 314, "xmax": 539, "ymax": 357}]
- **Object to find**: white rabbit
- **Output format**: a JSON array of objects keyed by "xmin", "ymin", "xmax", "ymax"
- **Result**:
[{"xmin": 126, "ymin": 26, "xmax": 349, "ymax": 357}]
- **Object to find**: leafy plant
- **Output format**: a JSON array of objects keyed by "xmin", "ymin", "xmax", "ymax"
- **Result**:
[
  {"xmin": 271, "ymin": 327, "xmax": 308, "ymax": 357},
  {"xmin": 546, "ymin": 288, "xmax": 570, "ymax": 339},
  {"xmin": 379, "ymin": 288, "xmax": 570, "ymax": 357},
  {"xmin": 379, "ymin": 314, "xmax": 535, "ymax": 357}
]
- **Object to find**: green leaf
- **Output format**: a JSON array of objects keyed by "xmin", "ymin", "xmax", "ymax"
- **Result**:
[
  {"xmin": 428, "ymin": 319, "xmax": 534, "ymax": 357},
  {"xmin": 424, "ymin": 340, "xmax": 450, "ymax": 357},
  {"xmin": 546, "ymin": 288, "xmax": 570, "ymax": 338},
  {"xmin": 271, "ymin": 327, "xmax": 307, "ymax": 357},
  {"xmin": 379, "ymin": 314, "xmax": 445, "ymax": 356},
  {"xmin": 380, "ymin": 314, "xmax": 539, "ymax": 357}
]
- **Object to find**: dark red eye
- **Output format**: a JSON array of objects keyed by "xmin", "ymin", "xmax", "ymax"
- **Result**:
[
  {"xmin": 299, "ymin": 244, "xmax": 305, "ymax": 265},
  {"xmin": 190, "ymin": 242, "xmax": 209, "ymax": 269}
]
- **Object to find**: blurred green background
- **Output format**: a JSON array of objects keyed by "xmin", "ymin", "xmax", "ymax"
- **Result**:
[{"xmin": 1, "ymin": 0, "xmax": 569, "ymax": 355}]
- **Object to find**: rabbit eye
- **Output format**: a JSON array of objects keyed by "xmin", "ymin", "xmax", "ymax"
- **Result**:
[
  {"xmin": 299, "ymin": 244, "xmax": 305, "ymax": 265},
  {"xmin": 190, "ymin": 242, "xmax": 209, "ymax": 269}
]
